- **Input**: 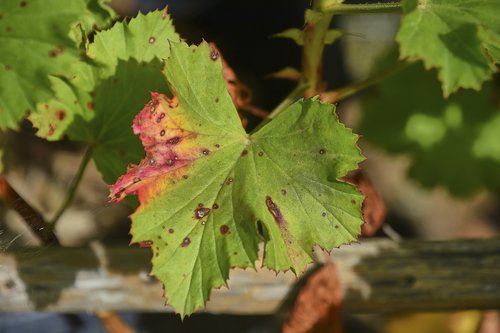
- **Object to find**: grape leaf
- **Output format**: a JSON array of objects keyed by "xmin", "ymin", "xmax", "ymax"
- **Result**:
[
  {"xmin": 110, "ymin": 42, "xmax": 364, "ymax": 317},
  {"xmin": 30, "ymin": 9, "xmax": 180, "ymax": 183},
  {"xmin": 69, "ymin": 59, "xmax": 167, "ymax": 184},
  {"xmin": 29, "ymin": 9, "xmax": 180, "ymax": 142},
  {"xmin": 0, "ymin": 0, "xmax": 113, "ymax": 129},
  {"xmin": 360, "ymin": 47, "xmax": 500, "ymax": 196},
  {"xmin": 397, "ymin": 0, "xmax": 500, "ymax": 97}
]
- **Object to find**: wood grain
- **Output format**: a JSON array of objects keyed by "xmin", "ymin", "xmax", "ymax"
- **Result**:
[{"xmin": 0, "ymin": 238, "xmax": 499, "ymax": 313}]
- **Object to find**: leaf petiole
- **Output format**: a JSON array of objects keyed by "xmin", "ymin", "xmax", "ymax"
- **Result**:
[
  {"xmin": 321, "ymin": 60, "xmax": 412, "ymax": 103},
  {"xmin": 50, "ymin": 146, "xmax": 93, "ymax": 226}
]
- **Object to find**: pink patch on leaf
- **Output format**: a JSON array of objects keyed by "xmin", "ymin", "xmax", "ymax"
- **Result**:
[{"xmin": 109, "ymin": 92, "xmax": 196, "ymax": 203}]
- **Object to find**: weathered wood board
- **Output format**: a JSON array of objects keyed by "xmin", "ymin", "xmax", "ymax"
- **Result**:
[{"xmin": 1, "ymin": 238, "xmax": 499, "ymax": 313}]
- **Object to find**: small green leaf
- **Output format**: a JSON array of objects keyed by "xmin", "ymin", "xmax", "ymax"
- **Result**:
[
  {"xmin": 397, "ymin": 0, "xmax": 500, "ymax": 96},
  {"xmin": 325, "ymin": 29, "xmax": 344, "ymax": 44},
  {"xmin": 110, "ymin": 42, "xmax": 363, "ymax": 317},
  {"xmin": 360, "ymin": 47, "xmax": 500, "ymax": 195},
  {"xmin": 0, "ymin": 0, "xmax": 113, "ymax": 129},
  {"xmin": 268, "ymin": 67, "xmax": 302, "ymax": 81},
  {"xmin": 273, "ymin": 27, "xmax": 342, "ymax": 46},
  {"xmin": 273, "ymin": 28, "xmax": 305, "ymax": 45}
]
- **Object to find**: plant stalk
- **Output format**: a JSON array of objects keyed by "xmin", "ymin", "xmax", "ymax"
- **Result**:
[
  {"xmin": 255, "ymin": 1, "xmax": 334, "ymax": 129},
  {"xmin": 50, "ymin": 146, "xmax": 93, "ymax": 226},
  {"xmin": 319, "ymin": 2, "xmax": 403, "ymax": 15},
  {"xmin": 0, "ymin": 175, "xmax": 59, "ymax": 245}
]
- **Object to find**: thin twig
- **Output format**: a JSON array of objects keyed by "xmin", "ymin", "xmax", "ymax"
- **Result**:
[
  {"xmin": 50, "ymin": 146, "xmax": 93, "ymax": 226},
  {"xmin": 320, "ymin": 61, "xmax": 411, "ymax": 103},
  {"xmin": 0, "ymin": 175, "xmax": 59, "ymax": 245},
  {"xmin": 240, "ymin": 104, "xmax": 269, "ymax": 119},
  {"xmin": 319, "ymin": 2, "xmax": 403, "ymax": 15}
]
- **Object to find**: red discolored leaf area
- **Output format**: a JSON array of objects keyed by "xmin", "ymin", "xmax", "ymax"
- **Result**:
[
  {"xmin": 109, "ymin": 92, "xmax": 197, "ymax": 204},
  {"xmin": 345, "ymin": 170, "xmax": 387, "ymax": 237},
  {"xmin": 282, "ymin": 262, "xmax": 344, "ymax": 333}
]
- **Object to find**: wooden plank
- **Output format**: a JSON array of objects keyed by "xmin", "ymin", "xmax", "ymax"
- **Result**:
[{"xmin": 0, "ymin": 238, "xmax": 499, "ymax": 314}]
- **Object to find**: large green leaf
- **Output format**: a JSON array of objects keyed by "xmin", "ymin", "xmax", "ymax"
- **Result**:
[
  {"xmin": 29, "ymin": 9, "xmax": 180, "ymax": 183},
  {"xmin": 109, "ymin": 42, "xmax": 364, "ymax": 316},
  {"xmin": 0, "ymin": 0, "xmax": 113, "ymax": 129},
  {"xmin": 397, "ymin": 0, "xmax": 500, "ymax": 97},
  {"xmin": 360, "ymin": 48, "xmax": 500, "ymax": 196}
]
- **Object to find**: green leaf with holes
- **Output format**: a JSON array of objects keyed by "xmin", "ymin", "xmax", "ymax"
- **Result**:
[
  {"xmin": 397, "ymin": 0, "xmax": 500, "ymax": 96},
  {"xmin": 0, "ymin": 0, "xmax": 113, "ymax": 129},
  {"xmin": 109, "ymin": 41, "xmax": 363, "ymax": 317},
  {"xmin": 360, "ymin": 47, "xmax": 500, "ymax": 196}
]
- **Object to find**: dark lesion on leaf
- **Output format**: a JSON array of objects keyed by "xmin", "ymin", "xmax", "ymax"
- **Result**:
[
  {"xmin": 265, "ymin": 196, "xmax": 285, "ymax": 226},
  {"xmin": 220, "ymin": 224, "xmax": 230, "ymax": 235},
  {"xmin": 181, "ymin": 237, "xmax": 191, "ymax": 247},
  {"xmin": 194, "ymin": 207, "xmax": 211, "ymax": 219}
]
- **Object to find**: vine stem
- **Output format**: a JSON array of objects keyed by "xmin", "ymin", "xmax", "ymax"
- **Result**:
[
  {"xmin": 255, "ymin": 1, "xmax": 334, "ymax": 129},
  {"xmin": 49, "ymin": 146, "xmax": 93, "ymax": 226},
  {"xmin": 319, "ymin": 2, "xmax": 403, "ymax": 15},
  {"xmin": 320, "ymin": 61, "xmax": 411, "ymax": 103},
  {"xmin": 0, "ymin": 175, "xmax": 59, "ymax": 245}
]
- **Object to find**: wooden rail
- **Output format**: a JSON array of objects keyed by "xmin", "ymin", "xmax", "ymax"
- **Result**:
[{"xmin": 1, "ymin": 238, "xmax": 499, "ymax": 313}]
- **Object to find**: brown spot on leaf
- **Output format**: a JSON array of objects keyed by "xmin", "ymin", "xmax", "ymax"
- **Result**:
[
  {"xmin": 319, "ymin": 149, "xmax": 326, "ymax": 155},
  {"xmin": 20, "ymin": 1, "xmax": 27, "ymax": 7},
  {"xmin": 226, "ymin": 177, "xmax": 233, "ymax": 185},
  {"xmin": 215, "ymin": 97, "xmax": 219, "ymax": 103},
  {"xmin": 87, "ymin": 101, "xmax": 94, "ymax": 111},
  {"xmin": 55, "ymin": 110, "xmax": 66, "ymax": 121},
  {"xmin": 181, "ymin": 237, "xmax": 191, "ymax": 247},
  {"xmin": 258, "ymin": 151, "xmax": 264, "ymax": 157},
  {"xmin": 265, "ymin": 196, "xmax": 285, "ymax": 226},
  {"xmin": 47, "ymin": 124, "xmax": 56, "ymax": 136},
  {"xmin": 5, "ymin": 26, "xmax": 12, "ymax": 32},
  {"xmin": 281, "ymin": 189, "xmax": 287, "ymax": 195},
  {"xmin": 212, "ymin": 203, "xmax": 219, "ymax": 209},
  {"xmin": 167, "ymin": 137, "xmax": 180, "ymax": 144},
  {"xmin": 202, "ymin": 149, "xmax": 210, "ymax": 156},
  {"xmin": 215, "ymin": 144, "xmax": 221, "ymax": 148},
  {"xmin": 241, "ymin": 149, "xmax": 248, "ymax": 156},
  {"xmin": 148, "ymin": 36, "xmax": 156, "ymax": 44},
  {"xmin": 4, "ymin": 65, "xmax": 11, "ymax": 71},
  {"xmin": 220, "ymin": 224, "xmax": 229, "ymax": 235},
  {"xmin": 194, "ymin": 207, "xmax": 211, "ymax": 219},
  {"xmin": 160, "ymin": 130, "xmax": 166, "ymax": 136},
  {"xmin": 168, "ymin": 228, "xmax": 174, "ymax": 234},
  {"xmin": 140, "ymin": 240, "xmax": 152, "ymax": 248},
  {"xmin": 210, "ymin": 49, "xmax": 219, "ymax": 61},
  {"xmin": 48, "ymin": 46, "xmax": 64, "ymax": 58}
]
